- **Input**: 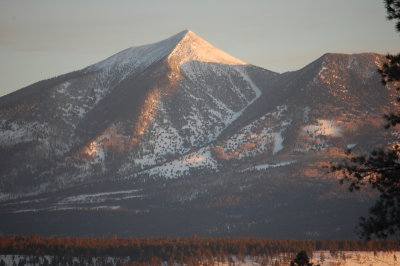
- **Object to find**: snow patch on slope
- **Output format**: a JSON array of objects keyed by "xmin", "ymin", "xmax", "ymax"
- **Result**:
[
  {"xmin": 303, "ymin": 119, "xmax": 343, "ymax": 138},
  {"xmin": 245, "ymin": 160, "xmax": 296, "ymax": 171},
  {"xmin": 138, "ymin": 147, "xmax": 218, "ymax": 179},
  {"xmin": 59, "ymin": 189, "xmax": 143, "ymax": 204},
  {"xmin": 272, "ymin": 132, "xmax": 284, "ymax": 154},
  {"xmin": 215, "ymin": 106, "xmax": 291, "ymax": 159},
  {"xmin": 295, "ymin": 120, "xmax": 343, "ymax": 152},
  {"xmin": 0, "ymin": 120, "xmax": 48, "ymax": 146},
  {"xmin": 13, "ymin": 205, "xmax": 124, "ymax": 213},
  {"xmin": 347, "ymin": 143, "xmax": 357, "ymax": 149}
]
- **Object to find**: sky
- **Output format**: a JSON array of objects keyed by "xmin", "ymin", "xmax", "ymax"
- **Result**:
[{"xmin": 0, "ymin": 0, "xmax": 399, "ymax": 97}]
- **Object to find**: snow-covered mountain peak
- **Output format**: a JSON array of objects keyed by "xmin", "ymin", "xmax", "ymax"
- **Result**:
[
  {"xmin": 86, "ymin": 30, "xmax": 188, "ymax": 72},
  {"xmin": 167, "ymin": 30, "xmax": 247, "ymax": 66},
  {"xmin": 85, "ymin": 29, "xmax": 246, "ymax": 78}
]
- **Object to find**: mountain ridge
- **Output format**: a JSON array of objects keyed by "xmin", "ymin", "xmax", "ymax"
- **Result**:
[
  {"xmin": 0, "ymin": 30, "xmax": 396, "ymax": 238},
  {"xmin": 0, "ymin": 31, "xmax": 390, "ymax": 193}
]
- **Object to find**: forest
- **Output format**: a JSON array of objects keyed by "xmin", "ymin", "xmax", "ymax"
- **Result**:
[{"xmin": 0, "ymin": 236, "xmax": 399, "ymax": 265}]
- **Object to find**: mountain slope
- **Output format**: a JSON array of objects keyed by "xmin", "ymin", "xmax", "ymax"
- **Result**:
[
  {"xmin": 0, "ymin": 31, "xmax": 396, "ymax": 238},
  {"xmin": 0, "ymin": 30, "xmax": 278, "ymax": 198}
]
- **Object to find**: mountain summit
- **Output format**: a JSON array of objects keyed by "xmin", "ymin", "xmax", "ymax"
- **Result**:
[
  {"xmin": 87, "ymin": 29, "xmax": 246, "ymax": 75},
  {"xmin": 167, "ymin": 29, "xmax": 246, "ymax": 66},
  {"xmin": 0, "ymin": 31, "xmax": 396, "ymax": 239}
]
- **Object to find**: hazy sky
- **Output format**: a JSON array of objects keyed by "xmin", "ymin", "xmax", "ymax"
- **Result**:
[{"xmin": 1, "ymin": 0, "xmax": 399, "ymax": 96}]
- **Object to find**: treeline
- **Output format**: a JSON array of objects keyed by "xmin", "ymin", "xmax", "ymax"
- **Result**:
[{"xmin": 0, "ymin": 236, "xmax": 399, "ymax": 265}]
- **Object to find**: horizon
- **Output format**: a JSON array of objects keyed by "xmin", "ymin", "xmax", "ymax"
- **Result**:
[{"xmin": 1, "ymin": 0, "xmax": 399, "ymax": 96}]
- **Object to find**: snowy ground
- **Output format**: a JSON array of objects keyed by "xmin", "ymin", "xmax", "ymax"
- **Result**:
[
  {"xmin": 1, "ymin": 251, "xmax": 399, "ymax": 266},
  {"xmin": 312, "ymin": 251, "xmax": 400, "ymax": 266},
  {"xmin": 212, "ymin": 251, "xmax": 400, "ymax": 265}
]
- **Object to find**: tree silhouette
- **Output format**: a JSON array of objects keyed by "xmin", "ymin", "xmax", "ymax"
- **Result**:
[
  {"xmin": 290, "ymin": 250, "xmax": 316, "ymax": 266},
  {"xmin": 386, "ymin": 0, "xmax": 400, "ymax": 32},
  {"xmin": 331, "ymin": 0, "xmax": 400, "ymax": 239}
]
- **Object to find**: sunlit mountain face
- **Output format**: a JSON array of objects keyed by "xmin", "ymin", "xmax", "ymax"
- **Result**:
[{"xmin": 0, "ymin": 30, "xmax": 397, "ymax": 238}]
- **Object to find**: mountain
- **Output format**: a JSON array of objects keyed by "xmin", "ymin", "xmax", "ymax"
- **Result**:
[
  {"xmin": 0, "ymin": 30, "xmax": 276, "ymax": 196},
  {"xmin": 0, "ymin": 30, "xmax": 396, "ymax": 239}
]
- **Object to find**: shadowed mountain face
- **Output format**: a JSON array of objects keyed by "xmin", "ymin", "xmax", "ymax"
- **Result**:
[{"xmin": 0, "ymin": 30, "xmax": 397, "ymax": 238}]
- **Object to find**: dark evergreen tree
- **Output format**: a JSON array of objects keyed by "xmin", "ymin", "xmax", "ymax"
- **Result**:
[
  {"xmin": 290, "ymin": 250, "xmax": 315, "ymax": 266},
  {"xmin": 386, "ymin": 0, "xmax": 400, "ymax": 32},
  {"xmin": 331, "ymin": 0, "xmax": 400, "ymax": 239}
]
